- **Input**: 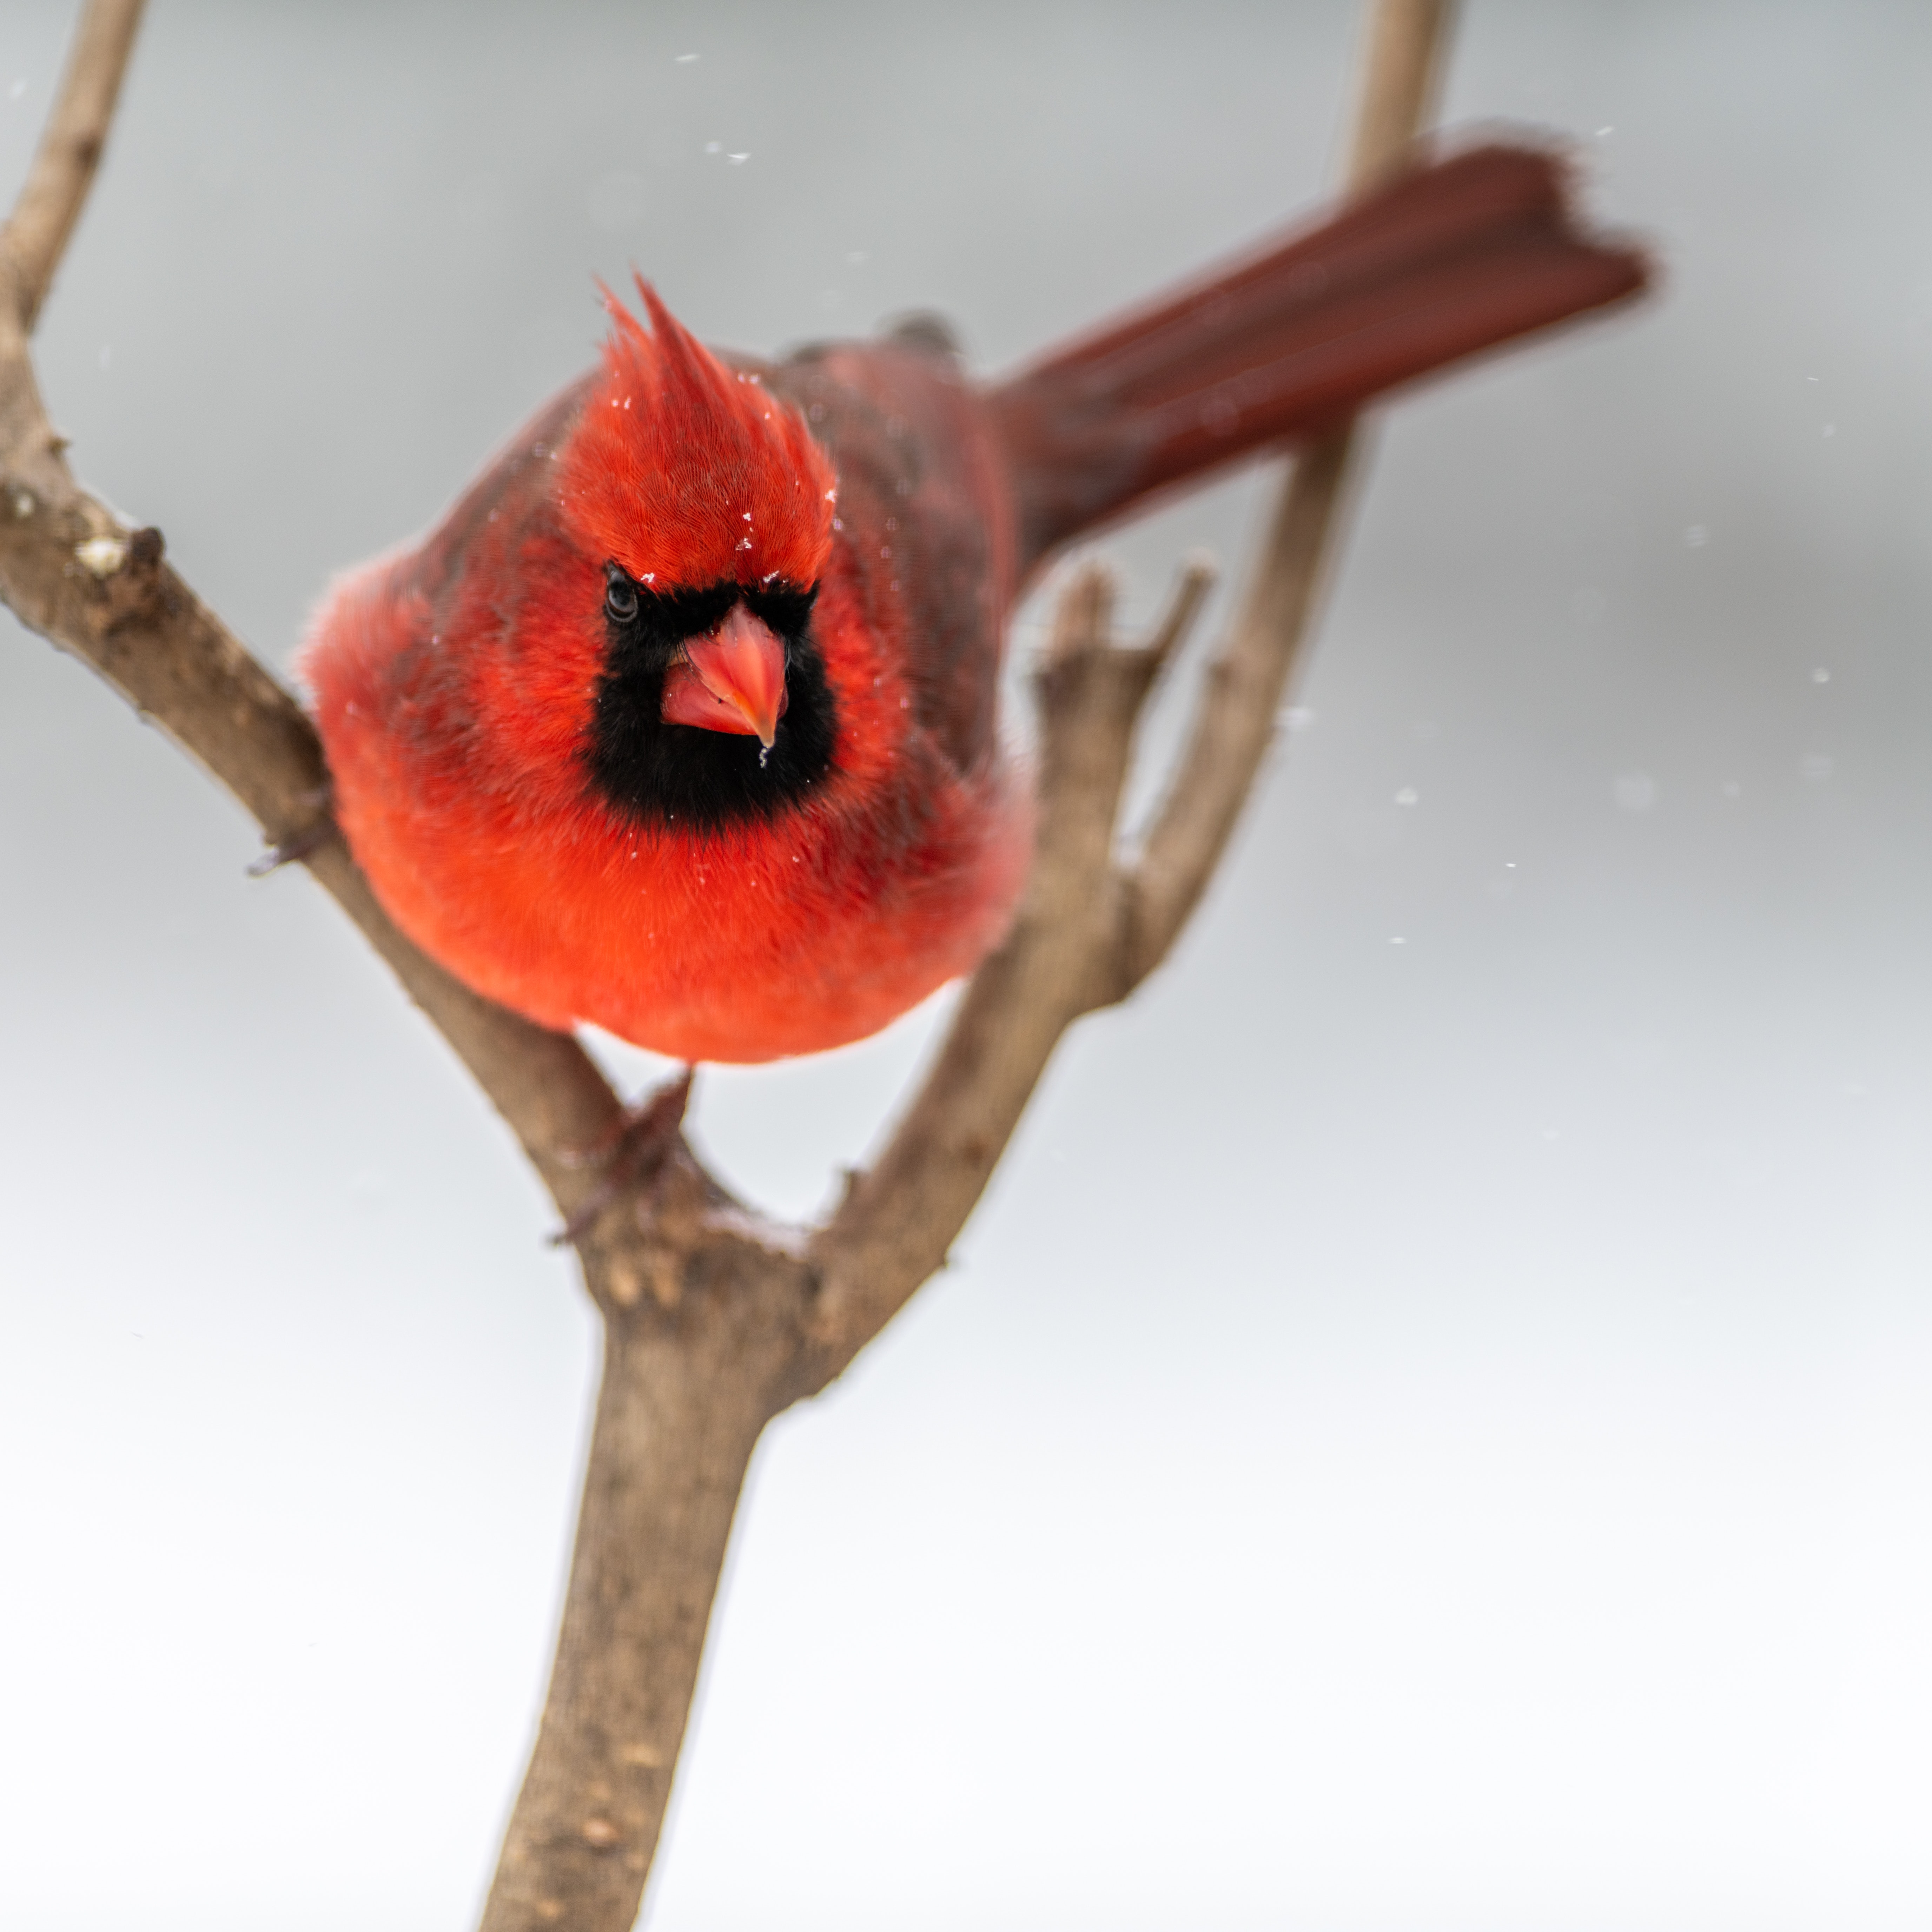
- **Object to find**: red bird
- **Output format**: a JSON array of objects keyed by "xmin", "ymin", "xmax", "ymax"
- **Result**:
[{"xmin": 303, "ymin": 146, "xmax": 1645, "ymax": 1064}]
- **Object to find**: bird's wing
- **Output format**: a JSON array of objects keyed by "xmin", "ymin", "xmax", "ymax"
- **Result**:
[
  {"xmin": 767, "ymin": 333, "xmax": 1015, "ymax": 781},
  {"xmin": 401, "ymin": 375, "xmax": 595, "ymax": 616}
]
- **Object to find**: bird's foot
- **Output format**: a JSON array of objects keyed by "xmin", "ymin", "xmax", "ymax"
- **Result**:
[{"xmin": 549, "ymin": 1067, "xmax": 695, "ymax": 1247}]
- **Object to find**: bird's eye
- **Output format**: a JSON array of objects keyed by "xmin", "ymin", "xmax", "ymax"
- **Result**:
[{"xmin": 604, "ymin": 574, "xmax": 640, "ymax": 622}]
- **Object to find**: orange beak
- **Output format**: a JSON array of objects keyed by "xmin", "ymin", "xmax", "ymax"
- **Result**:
[{"xmin": 659, "ymin": 604, "xmax": 790, "ymax": 749}]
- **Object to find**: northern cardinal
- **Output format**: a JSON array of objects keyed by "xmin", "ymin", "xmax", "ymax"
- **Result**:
[{"xmin": 303, "ymin": 145, "xmax": 1645, "ymax": 1064}]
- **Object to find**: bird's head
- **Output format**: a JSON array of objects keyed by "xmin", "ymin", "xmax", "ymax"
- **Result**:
[{"xmin": 561, "ymin": 280, "xmax": 840, "ymax": 825}]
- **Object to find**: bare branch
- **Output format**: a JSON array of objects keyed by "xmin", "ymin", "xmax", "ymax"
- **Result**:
[
  {"xmin": 807, "ymin": 567, "xmax": 1150, "ymax": 1365},
  {"xmin": 807, "ymin": 0, "xmax": 1455, "ymax": 1375},
  {"xmin": 1347, "ymin": 0, "xmax": 1457, "ymax": 190},
  {"xmin": 477, "ymin": 1246, "xmax": 810, "ymax": 1932},
  {"xmin": 1, "ymin": 0, "xmax": 145, "ymax": 331},
  {"xmin": 0, "ymin": 6, "xmax": 635, "ymax": 1227},
  {"xmin": 1123, "ymin": 431, "xmax": 1356, "ymax": 982},
  {"xmin": 1120, "ymin": 0, "xmax": 1455, "ymax": 989},
  {"xmin": 0, "ymin": 305, "xmax": 626, "ymax": 1230},
  {"xmin": 1140, "ymin": 552, "xmax": 1218, "ymax": 675}
]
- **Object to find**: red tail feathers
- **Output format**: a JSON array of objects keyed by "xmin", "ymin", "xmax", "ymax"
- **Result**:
[{"xmin": 989, "ymin": 143, "xmax": 1649, "ymax": 570}]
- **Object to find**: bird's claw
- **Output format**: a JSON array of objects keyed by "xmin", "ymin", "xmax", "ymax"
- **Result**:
[{"xmin": 549, "ymin": 1068, "xmax": 695, "ymax": 1247}]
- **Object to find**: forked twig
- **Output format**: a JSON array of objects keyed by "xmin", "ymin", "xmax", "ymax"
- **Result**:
[{"xmin": 808, "ymin": 0, "xmax": 1457, "ymax": 1369}]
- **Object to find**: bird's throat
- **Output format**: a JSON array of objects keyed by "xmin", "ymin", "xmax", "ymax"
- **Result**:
[{"xmin": 586, "ymin": 577, "xmax": 835, "ymax": 829}]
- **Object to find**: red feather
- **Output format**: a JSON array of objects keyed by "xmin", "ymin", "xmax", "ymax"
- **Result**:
[
  {"xmin": 302, "ymin": 145, "xmax": 1647, "ymax": 1064},
  {"xmin": 564, "ymin": 280, "xmax": 837, "ymax": 596}
]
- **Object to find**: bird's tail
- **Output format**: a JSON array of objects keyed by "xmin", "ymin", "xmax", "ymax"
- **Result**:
[{"xmin": 987, "ymin": 143, "xmax": 1649, "ymax": 573}]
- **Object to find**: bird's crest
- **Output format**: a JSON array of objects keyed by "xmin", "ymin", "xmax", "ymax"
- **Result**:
[{"xmin": 562, "ymin": 277, "xmax": 837, "ymax": 594}]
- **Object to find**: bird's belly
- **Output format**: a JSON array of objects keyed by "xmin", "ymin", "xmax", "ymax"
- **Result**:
[{"xmin": 337, "ymin": 750, "xmax": 1031, "ymax": 1064}]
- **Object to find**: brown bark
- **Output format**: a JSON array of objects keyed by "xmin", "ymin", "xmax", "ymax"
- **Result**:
[
  {"xmin": 482, "ymin": 1217, "xmax": 813, "ymax": 1929},
  {"xmin": 3, "ymin": 0, "xmax": 143, "ymax": 330}
]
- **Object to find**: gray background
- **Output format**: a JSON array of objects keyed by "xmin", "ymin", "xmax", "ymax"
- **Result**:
[{"xmin": 3, "ymin": 2, "xmax": 1929, "ymax": 1927}]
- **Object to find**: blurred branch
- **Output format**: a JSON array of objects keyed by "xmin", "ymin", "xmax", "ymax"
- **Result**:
[
  {"xmin": 1124, "ymin": 0, "xmax": 1455, "ymax": 988},
  {"xmin": 1348, "ymin": 0, "xmax": 1456, "ymax": 190},
  {"xmin": 806, "ymin": 561, "xmax": 1211, "ymax": 1366},
  {"xmin": 1123, "ymin": 435, "xmax": 1356, "ymax": 986},
  {"xmin": 0, "ymin": 0, "xmax": 144, "ymax": 331}
]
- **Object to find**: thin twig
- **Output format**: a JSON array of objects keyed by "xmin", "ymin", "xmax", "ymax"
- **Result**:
[
  {"xmin": 1124, "ymin": 431, "xmax": 1356, "ymax": 982},
  {"xmin": 811, "ymin": 0, "xmax": 1456, "ymax": 1368},
  {"xmin": 808, "ymin": 564, "xmax": 1184, "ymax": 1363},
  {"xmin": 1348, "ymin": 0, "xmax": 1457, "ymax": 190},
  {"xmin": 1122, "ymin": 0, "xmax": 1455, "ymax": 989},
  {"xmin": 0, "ymin": 0, "xmax": 145, "ymax": 331},
  {"xmin": 1141, "ymin": 553, "xmax": 1218, "ymax": 675}
]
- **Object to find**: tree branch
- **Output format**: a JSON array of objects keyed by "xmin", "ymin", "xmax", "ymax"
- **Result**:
[
  {"xmin": 1, "ymin": 0, "xmax": 145, "ymax": 332},
  {"xmin": 478, "ymin": 1251, "xmax": 810, "ymax": 1931},
  {"xmin": 808, "ymin": 0, "xmax": 1455, "ymax": 1378},
  {"xmin": 807, "ymin": 563, "xmax": 1206, "ymax": 1369},
  {"xmin": 0, "ymin": 1, "xmax": 629, "ymax": 1226},
  {"xmin": 1124, "ymin": 434, "xmax": 1356, "ymax": 984},
  {"xmin": 1123, "ymin": 0, "xmax": 1455, "ymax": 988},
  {"xmin": 0, "ymin": 4, "xmax": 1541, "ymax": 1928},
  {"xmin": 1348, "ymin": 0, "xmax": 1457, "ymax": 191}
]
